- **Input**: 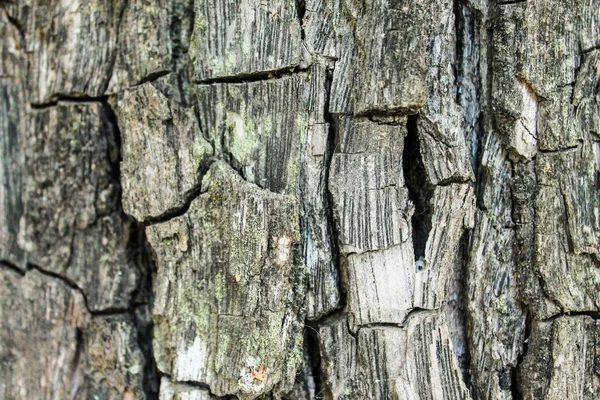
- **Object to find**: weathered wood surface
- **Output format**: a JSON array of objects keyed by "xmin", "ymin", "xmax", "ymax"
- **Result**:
[
  {"xmin": 0, "ymin": 268, "xmax": 148, "ymax": 399},
  {"xmin": 147, "ymin": 161, "xmax": 304, "ymax": 398},
  {"xmin": 1, "ymin": 0, "xmax": 600, "ymax": 399}
]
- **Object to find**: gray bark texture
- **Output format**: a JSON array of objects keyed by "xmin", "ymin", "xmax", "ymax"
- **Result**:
[{"xmin": 0, "ymin": 0, "xmax": 599, "ymax": 399}]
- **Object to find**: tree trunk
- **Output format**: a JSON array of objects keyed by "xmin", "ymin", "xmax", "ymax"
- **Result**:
[{"xmin": 1, "ymin": 0, "xmax": 599, "ymax": 399}]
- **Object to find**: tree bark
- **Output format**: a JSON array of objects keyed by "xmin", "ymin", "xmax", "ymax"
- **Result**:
[{"xmin": 1, "ymin": 0, "xmax": 599, "ymax": 399}]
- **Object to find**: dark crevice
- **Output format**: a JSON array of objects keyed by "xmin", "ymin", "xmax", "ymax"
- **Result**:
[
  {"xmin": 293, "ymin": 61, "xmax": 340, "ymax": 399},
  {"xmin": 101, "ymin": 99, "xmax": 123, "ymax": 213},
  {"xmin": 365, "ymin": 114, "xmax": 406, "ymax": 125},
  {"xmin": 127, "ymin": 221, "xmax": 154, "ymax": 306},
  {"xmin": 25, "ymin": 262, "xmax": 135, "ymax": 315},
  {"xmin": 142, "ymin": 176, "xmax": 208, "ymax": 225},
  {"xmin": 170, "ymin": 0, "xmax": 195, "ymax": 106},
  {"xmin": 322, "ymin": 68, "xmax": 345, "ymax": 312},
  {"xmin": 158, "ymin": 372, "xmax": 237, "ymax": 399},
  {"xmin": 351, "ymin": 308, "xmax": 439, "ymax": 335},
  {"xmin": 30, "ymin": 94, "xmax": 110, "ymax": 109},
  {"xmin": 354, "ymin": 322, "xmax": 404, "ymax": 334},
  {"xmin": 497, "ymin": 0, "xmax": 527, "ymax": 5},
  {"xmin": 434, "ymin": 176, "xmax": 472, "ymax": 187},
  {"xmin": 354, "ymin": 107, "xmax": 421, "ymax": 119},
  {"xmin": 134, "ymin": 70, "xmax": 172, "ymax": 88},
  {"xmin": 296, "ymin": 64, "xmax": 337, "ymax": 399},
  {"xmin": 89, "ymin": 308, "xmax": 132, "ymax": 317},
  {"xmin": 453, "ymin": 0, "xmax": 479, "ymax": 389},
  {"xmin": 295, "ymin": 0, "xmax": 306, "ymax": 40},
  {"xmin": 195, "ymin": 66, "xmax": 307, "ymax": 85},
  {"xmin": 0, "ymin": 259, "xmax": 25, "ymax": 275},
  {"xmin": 538, "ymin": 145, "xmax": 579, "ymax": 154},
  {"xmin": 102, "ymin": 98, "xmax": 160, "ymax": 399},
  {"xmin": 134, "ymin": 305, "xmax": 159, "ymax": 399},
  {"xmin": 580, "ymin": 43, "xmax": 600, "ymax": 55},
  {"xmin": 403, "ymin": 115, "xmax": 435, "ymax": 264},
  {"xmin": 307, "ymin": 309, "xmax": 347, "ymax": 328},
  {"xmin": 353, "ymin": 313, "xmax": 435, "ymax": 335},
  {"xmin": 69, "ymin": 328, "xmax": 86, "ymax": 398},
  {"xmin": 25, "ymin": 261, "xmax": 95, "ymax": 308},
  {"xmin": 402, "ymin": 307, "xmax": 437, "ymax": 325},
  {"xmin": 220, "ymin": 127, "xmax": 248, "ymax": 181},
  {"xmin": 453, "ymin": 230, "xmax": 473, "ymax": 387},
  {"xmin": 510, "ymin": 310, "xmax": 530, "ymax": 400},
  {"xmin": 452, "ymin": 0, "xmax": 462, "ymax": 96},
  {"xmin": 541, "ymin": 310, "xmax": 600, "ymax": 321},
  {"xmin": 26, "ymin": 262, "xmax": 82, "ymax": 292},
  {"xmin": 4, "ymin": 12, "xmax": 25, "ymax": 42},
  {"xmin": 1, "ymin": 5, "xmax": 31, "ymax": 91},
  {"xmin": 300, "ymin": 326, "xmax": 324, "ymax": 399}
]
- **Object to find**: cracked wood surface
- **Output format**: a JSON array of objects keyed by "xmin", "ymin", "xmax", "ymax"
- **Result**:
[{"xmin": 1, "ymin": 0, "xmax": 600, "ymax": 399}]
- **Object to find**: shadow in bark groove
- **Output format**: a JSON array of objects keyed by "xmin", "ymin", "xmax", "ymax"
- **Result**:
[
  {"xmin": 403, "ymin": 115, "xmax": 434, "ymax": 265},
  {"xmin": 103, "ymin": 98, "xmax": 160, "ymax": 399}
]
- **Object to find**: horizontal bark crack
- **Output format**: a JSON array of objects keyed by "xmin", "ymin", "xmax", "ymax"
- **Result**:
[
  {"xmin": 540, "ymin": 310, "xmax": 600, "ymax": 321},
  {"xmin": 195, "ymin": 66, "xmax": 307, "ymax": 85},
  {"xmin": 158, "ymin": 372, "xmax": 237, "ymax": 400},
  {"xmin": 353, "ymin": 308, "xmax": 439, "ymax": 334},
  {"xmin": 538, "ymin": 145, "xmax": 580, "ymax": 154},
  {"xmin": 25, "ymin": 262, "xmax": 136, "ymax": 316},
  {"xmin": 133, "ymin": 70, "xmax": 172, "ymax": 88},
  {"xmin": 30, "ymin": 94, "xmax": 111, "ymax": 109},
  {"xmin": 0, "ymin": 259, "xmax": 25, "ymax": 275}
]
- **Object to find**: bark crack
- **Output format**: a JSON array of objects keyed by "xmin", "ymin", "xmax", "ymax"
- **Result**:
[
  {"xmin": 0, "ymin": 259, "xmax": 25, "ymax": 275},
  {"xmin": 196, "ymin": 66, "xmax": 308, "ymax": 85},
  {"xmin": 159, "ymin": 372, "xmax": 237, "ymax": 399},
  {"xmin": 142, "ymin": 164, "xmax": 211, "ymax": 226},
  {"xmin": 403, "ymin": 115, "xmax": 435, "ymax": 263},
  {"xmin": 133, "ymin": 70, "xmax": 172, "ymax": 88},
  {"xmin": 295, "ymin": 0, "xmax": 306, "ymax": 40},
  {"xmin": 30, "ymin": 94, "xmax": 111, "ymax": 109}
]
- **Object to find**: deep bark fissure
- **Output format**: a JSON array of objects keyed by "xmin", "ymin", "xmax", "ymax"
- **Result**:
[
  {"xmin": 0, "ymin": 259, "xmax": 24, "ymax": 275},
  {"xmin": 170, "ymin": 0, "xmax": 195, "ymax": 107},
  {"xmin": 307, "ymin": 309, "xmax": 348, "ymax": 328},
  {"xmin": 541, "ymin": 310, "xmax": 600, "ymax": 321},
  {"xmin": 142, "ymin": 161, "xmax": 213, "ymax": 225},
  {"xmin": 134, "ymin": 305, "xmax": 160, "ymax": 399},
  {"xmin": 454, "ymin": 0, "xmax": 481, "ymax": 390},
  {"xmin": 403, "ymin": 115, "xmax": 434, "ymax": 264},
  {"xmin": 295, "ymin": 0, "xmax": 306, "ymax": 40},
  {"xmin": 195, "ymin": 66, "xmax": 308, "ymax": 85},
  {"xmin": 454, "ymin": 230, "xmax": 473, "ymax": 386},
  {"xmin": 510, "ymin": 310, "xmax": 530, "ymax": 400},
  {"xmin": 452, "ymin": 0, "xmax": 462, "ymax": 97},
  {"xmin": 4, "ymin": 11, "xmax": 24, "ymax": 42},
  {"xmin": 497, "ymin": 0, "xmax": 527, "ymax": 5},
  {"xmin": 538, "ymin": 145, "xmax": 579, "ymax": 154},
  {"xmin": 69, "ymin": 327, "xmax": 85, "ymax": 398},
  {"xmin": 351, "ymin": 309, "xmax": 439, "ymax": 335},
  {"xmin": 322, "ymin": 69, "xmax": 345, "ymax": 311},
  {"xmin": 134, "ymin": 70, "xmax": 172, "ymax": 88},
  {"xmin": 509, "ymin": 142, "xmax": 536, "ymax": 400},
  {"xmin": 299, "ymin": 63, "xmax": 338, "ymax": 398},
  {"xmin": 30, "ymin": 94, "xmax": 111, "ymax": 109},
  {"xmin": 103, "ymin": 98, "xmax": 160, "ymax": 399},
  {"xmin": 159, "ymin": 373, "xmax": 237, "ymax": 399},
  {"xmin": 302, "ymin": 326, "xmax": 324, "ymax": 399}
]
